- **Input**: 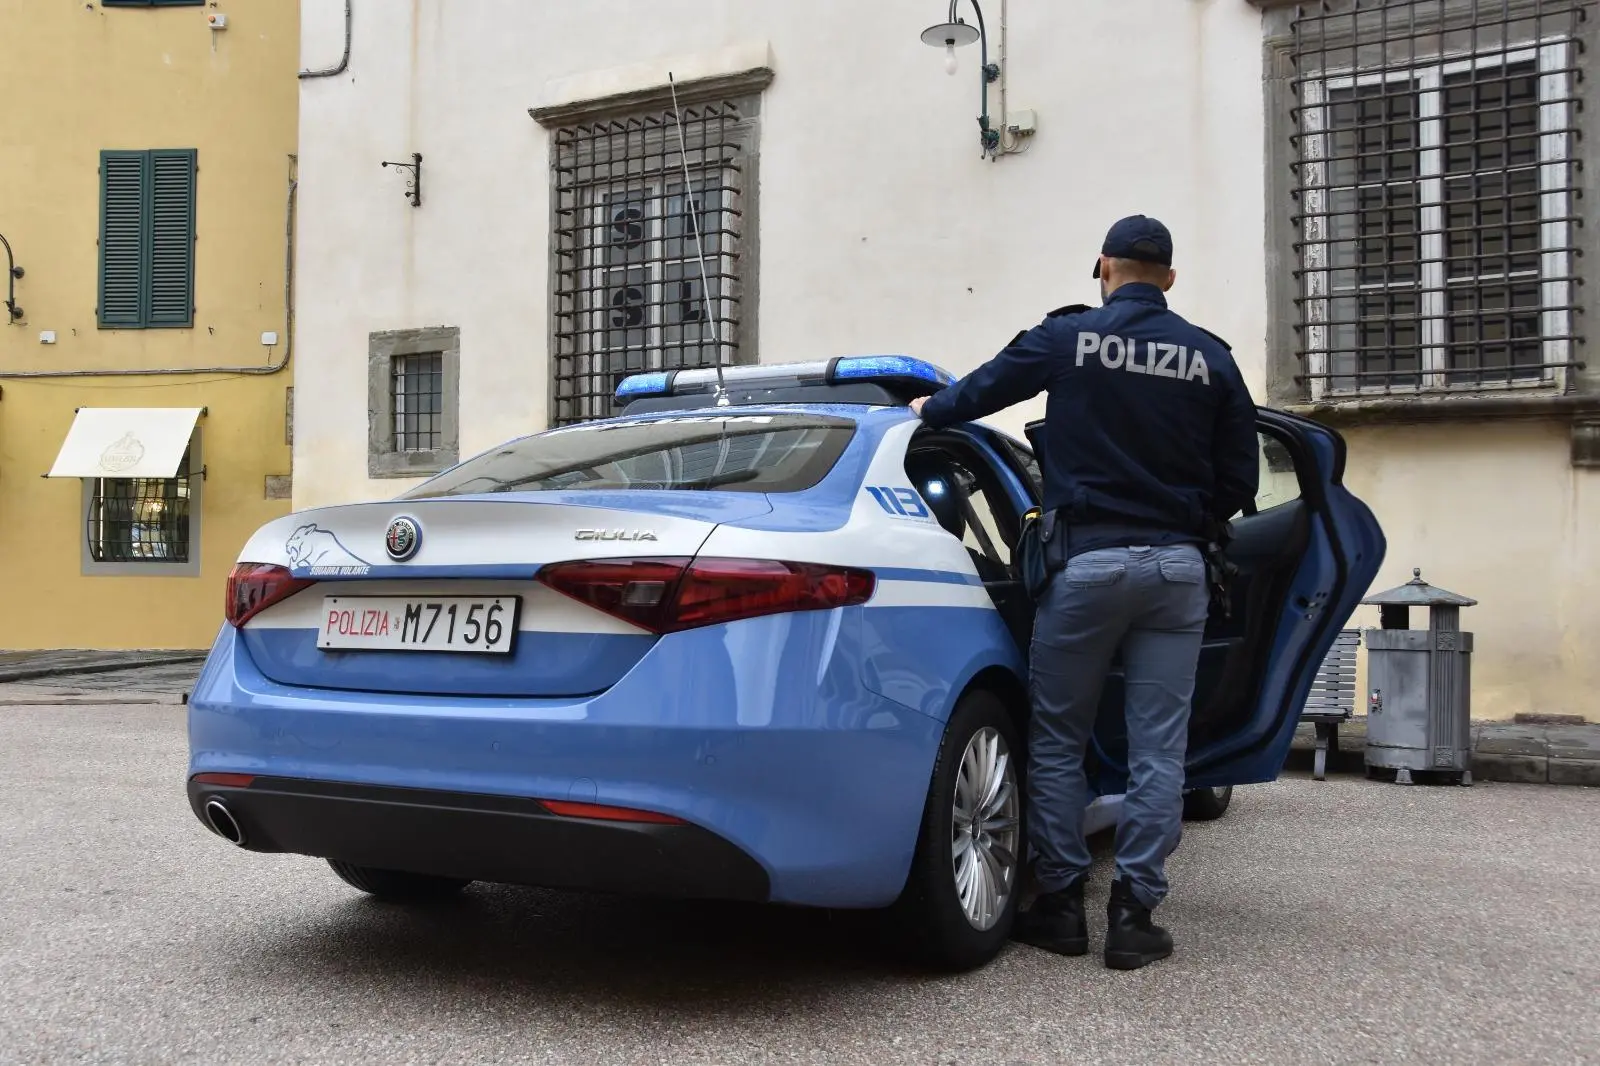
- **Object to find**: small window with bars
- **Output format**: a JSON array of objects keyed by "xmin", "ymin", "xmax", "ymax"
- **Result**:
[
  {"xmin": 1289, "ymin": 0, "xmax": 1582, "ymax": 398},
  {"xmin": 393, "ymin": 351, "xmax": 444, "ymax": 453},
  {"xmin": 549, "ymin": 99, "xmax": 753, "ymax": 425},
  {"xmin": 87, "ymin": 445, "xmax": 194, "ymax": 564},
  {"xmin": 367, "ymin": 326, "xmax": 459, "ymax": 478}
]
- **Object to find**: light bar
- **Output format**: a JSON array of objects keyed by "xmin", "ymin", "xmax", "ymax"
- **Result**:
[
  {"xmin": 613, "ymin": 356, "xmax": 954, "ymax": 404},
  {"xmin": 830, "ymin": 355, "xmax": 954, "ymax": 388},
  {"xmin": 614, "ymin": 371, "xmax": 670, "ymax": 400}
]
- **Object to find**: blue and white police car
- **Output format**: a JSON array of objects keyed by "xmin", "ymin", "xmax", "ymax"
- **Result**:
[{"xmin": 187, "ymin": 356, "xmax": 1384, "ymax": 971}]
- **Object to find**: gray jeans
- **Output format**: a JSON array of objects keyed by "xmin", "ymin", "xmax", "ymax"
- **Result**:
[{"xmin": 1026, "ymin": 543, "xmax": 1209, "ymax": 910}]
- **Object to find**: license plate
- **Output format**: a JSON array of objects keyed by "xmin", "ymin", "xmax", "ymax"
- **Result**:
[{"xmin": 318, "ymin": 596, "xmax": 520, "ymax": 654}]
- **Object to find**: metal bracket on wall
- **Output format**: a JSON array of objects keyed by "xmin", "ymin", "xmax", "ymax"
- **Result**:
[
  {"xmin": 0, "ymin": 232, "xmax": 22, "ymax": 322},
  {"xmin": 1571, "ymin": 418, "xmax": 1600, "ymax": 469},
  {"xmin": 381, "ymin": 153, "xmax": 423, "ymax": 207}
]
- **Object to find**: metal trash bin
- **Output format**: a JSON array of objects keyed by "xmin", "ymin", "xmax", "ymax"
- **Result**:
[{"xmin": 1362, "ymin": 568, "xmax": 1478, "ymax": 786}]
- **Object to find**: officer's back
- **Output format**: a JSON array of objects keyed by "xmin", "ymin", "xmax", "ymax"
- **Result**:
[{"xmin": 917, "ymin": 216, "xmax": 1258, "ymax": 554}]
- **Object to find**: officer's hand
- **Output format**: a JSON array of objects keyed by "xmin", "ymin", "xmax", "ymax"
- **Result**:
[{"xmin": 908, "ymin": 397, "xmax": 928, "ymax": 418}]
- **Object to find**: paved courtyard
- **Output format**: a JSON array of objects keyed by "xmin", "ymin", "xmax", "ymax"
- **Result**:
[{"xmin": 2, "ymin": 700, "xmax": 1597, "ymax": 1065}]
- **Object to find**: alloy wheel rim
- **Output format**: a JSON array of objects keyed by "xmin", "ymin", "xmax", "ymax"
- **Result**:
[{"xmin": 950, "ymin": 725, "xmax": 1020, "ymax": 931}]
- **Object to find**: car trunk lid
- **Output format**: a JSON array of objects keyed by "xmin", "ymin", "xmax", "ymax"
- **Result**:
[{"xmin": 236, "ymin": 493, "xmax": 771, "ymax": 698}]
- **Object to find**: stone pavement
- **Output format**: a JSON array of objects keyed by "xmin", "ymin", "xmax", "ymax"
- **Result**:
[
  {"xmin": 0, "ymin": 651, "xmax": 202, "ymax": 706},
  {"xmin": 0, "ymin": 649, "xmax": 205, "ymax": 685},
  {"xmin": 1290, "ymin": 715, "xmax": 1600, "ymax": 787}
]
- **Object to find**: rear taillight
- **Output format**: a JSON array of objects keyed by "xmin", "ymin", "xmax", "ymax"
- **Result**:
[
  {"xmin": 536, "ymin": 558, "xmax": 692, "ymax": 633},
  {"xmin": 226, "ymin": 562, "xmax": 314, "ymax": 627},
  {"xmin": 536, "ymin": 557, "xmax": 875, "ymax": 635},
  {"xmin": 673, "ymin": 558, "xmax": 876, "ymax": 629}
]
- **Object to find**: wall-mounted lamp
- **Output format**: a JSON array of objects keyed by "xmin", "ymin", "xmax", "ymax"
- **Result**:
[
  {"xmin": 921, "ymin": 1, "xmax": 1000, "ymax": 157},
  {"xmin": 0, "ymin": 232, "xmax": 22, "ymax": 322},
  {"xmin": 921, "ymin": 1, "xmax": 1034, "ymax": 160},
  {"xmin": 381, "ymin": 152, "xmax": 423, "ymax": 207}
]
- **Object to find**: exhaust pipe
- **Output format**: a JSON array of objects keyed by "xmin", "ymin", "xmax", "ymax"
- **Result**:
[{"xmin": 203, "ymin": 799, "xmax": 246, "ymax": 846}]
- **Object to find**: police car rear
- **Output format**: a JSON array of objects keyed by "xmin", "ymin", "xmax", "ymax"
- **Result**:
[{"xmin": 186, "ymin": 356, "xmax": 990, "ymax": 961}]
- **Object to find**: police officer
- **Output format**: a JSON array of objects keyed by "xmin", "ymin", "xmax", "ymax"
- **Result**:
[{"xmin": 910, "ymin": 215, "xmax": 1259, "ymax": 970}]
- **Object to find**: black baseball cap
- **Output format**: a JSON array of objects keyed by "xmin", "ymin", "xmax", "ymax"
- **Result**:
[{"xmin": 1092, "ymin": 214, "xmax": 1174, "ymax": 278}]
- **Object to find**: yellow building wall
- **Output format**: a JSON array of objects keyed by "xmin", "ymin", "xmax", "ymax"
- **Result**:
[
  {"xmin": 1340, "ymin": 420, "xmax": 1600, "ymax": 722},
  {"xmin": 0, "ymin": 0, "xmax": 298, "ymax": 649}
]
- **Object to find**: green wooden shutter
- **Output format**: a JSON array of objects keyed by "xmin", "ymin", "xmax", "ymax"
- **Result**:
[
  {"xmin": 147, "ymin": 149, "xmax": 196, "ymax": 327},
  {"xmin": 98, "ymin": 151, "xmax": 147, "ymax": 327},
  {"xmin": 97, "ymin": 148, "xmax": 195, "ymax": 329}
]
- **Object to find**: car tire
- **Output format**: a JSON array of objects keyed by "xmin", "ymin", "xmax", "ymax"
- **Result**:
[
  {"xmin": 1182, "ymin": 785, "xmax": 1233, "ymax": 821},
  {"xmin": 890, "ymin": 688, "xmax": 1025, "ymax": 972},
  {"xmin": 327, "ymin": 860, "xmax": 472, "ymax": 901}
]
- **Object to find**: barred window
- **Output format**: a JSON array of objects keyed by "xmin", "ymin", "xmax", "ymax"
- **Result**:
[
  {"xmin": 87, "ymin": 444, "xmax": 193, "ymax": 564},
  {"xmin": 549, "ymin": 99, "xmax": 754, "ymax": 426},
  {"xmin": 393, "ymin": 351, "xmax": 444, "ymax": 452},
  {"xmin": 367, "ymin": 326, "xmax": 459, "ymax": 479},
  {"xmin": 1290, "ymin": 0, "xmax": 1582, "ymax": 397}
]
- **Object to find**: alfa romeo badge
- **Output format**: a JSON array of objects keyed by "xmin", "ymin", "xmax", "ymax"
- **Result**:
[{"xmin": 384, "ymin": 516, "xmax": 422, "ymax": 561}]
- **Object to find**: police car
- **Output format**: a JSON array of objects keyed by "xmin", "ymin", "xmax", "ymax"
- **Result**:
[{"xmin": 187, "ymin": 356, "xmax": 1385, "ymax": 971}]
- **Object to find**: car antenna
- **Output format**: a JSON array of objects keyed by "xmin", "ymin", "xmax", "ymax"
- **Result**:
[{"xmin": 667, "ymin": 72, "xmax": 730, "ymax": 408}]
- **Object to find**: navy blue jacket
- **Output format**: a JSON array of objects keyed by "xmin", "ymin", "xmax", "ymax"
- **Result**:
[{"xmin": 919, "ymin": 283, "xmax": 1259, "ymax": 553}]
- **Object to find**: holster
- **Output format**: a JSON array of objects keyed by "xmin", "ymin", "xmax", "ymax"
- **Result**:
[{"xmin": 1015, "ymin": 507, "xmax": 1062, "ymax": 602}]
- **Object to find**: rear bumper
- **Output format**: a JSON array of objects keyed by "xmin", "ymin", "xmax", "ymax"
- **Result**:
[
  {"xmin": 187, "ymin": 619, "xmax": 952, "ymax": 908},
  {"xmin": 188, "ymin": 776, "xmax": 770, "ymax": 900}
]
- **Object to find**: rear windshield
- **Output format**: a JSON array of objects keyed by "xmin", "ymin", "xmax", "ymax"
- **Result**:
[{"xmin": 400, "ymin": 413, "xmax": 857, "ymax": 499}]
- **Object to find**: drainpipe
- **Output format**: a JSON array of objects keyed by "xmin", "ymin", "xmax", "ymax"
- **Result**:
[{"xmin": 299, "ymin": 0, "xmax": 352, "ymax": 80}]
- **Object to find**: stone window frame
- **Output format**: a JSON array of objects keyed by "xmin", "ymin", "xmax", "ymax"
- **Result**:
[
  {"xmin": 531, "ymin": 67, "xmax": 769, "ymax": 427},
  {"xmin": 368, "ymin": 326, "xmax": 461, "ymax": 479},
  {"xmin": 1259, "ymin": 0, "xmax": 1596, "ymax": 424},
  {"xmin": 80, "ymin": 427, "xmax": 202, "ymax": 578}
]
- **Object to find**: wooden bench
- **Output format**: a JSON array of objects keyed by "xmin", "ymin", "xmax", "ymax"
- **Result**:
[{"xmin": 1303, "ymin": 628, "xmax": 1360, "ymax": 780}]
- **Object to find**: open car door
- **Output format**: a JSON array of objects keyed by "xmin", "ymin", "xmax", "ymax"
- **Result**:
[{"xmin": 962, "ymin": 409, "xmax": 1384, "ymax": 793}]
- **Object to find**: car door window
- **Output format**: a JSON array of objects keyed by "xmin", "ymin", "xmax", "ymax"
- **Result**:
[
  {"xmin": 1252, "ymin": 432, "xmax": 1302, "ymax": 514},
  {"xmin": 906, "ymin": 449, "xmax": 1015, "ymax": 580},
  {"xmin": 956, "ymin": 464, "xmax": 1013, "ymax": 570}
]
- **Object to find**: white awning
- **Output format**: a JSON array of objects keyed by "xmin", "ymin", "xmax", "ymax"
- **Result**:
[{"xmin": 47, "ymin": 407, "xmax": 203, "ymax": 479}]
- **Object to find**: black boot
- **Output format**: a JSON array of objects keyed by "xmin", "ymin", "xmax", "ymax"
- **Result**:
[
  {"xmin": 1104, "ymin": 877, "xmax": 1172, "ymax": 970},
  {"xmin": 1011, "ymin": 876, "xmax": 1087, "ymax": 956}
]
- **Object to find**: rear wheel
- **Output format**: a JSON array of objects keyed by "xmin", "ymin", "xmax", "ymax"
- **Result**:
[
  {"xmin": 1182, "ymin": 785, "xmax": 1233, "ymax": 821},
  {"xmin": 327, "ymin": 860, "xmax": 472, "ymax": 901},
  {"xmin": 891, "ymin": 689, "xmax": 1024, "ymax": 972}
]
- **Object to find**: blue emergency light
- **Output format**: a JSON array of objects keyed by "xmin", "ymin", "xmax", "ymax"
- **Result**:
[{"xmin": 614, "ymin": 356, "xmax": 955, "ymax": 406}]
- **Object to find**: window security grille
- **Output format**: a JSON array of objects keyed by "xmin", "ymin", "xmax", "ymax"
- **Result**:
[
  {"xmin": 393, "ymin": 351, "xmax": 444, "ymax": 453},
  {"xmin": 550, "ymin": 101, "xmax": 746, "ymax": 426},
  {"xmin": 1289, "ymin": 0, "xmax": 1585, "ymax": 397},
  {"xmin": 87, "ymin": 446, "xmax": 193, "ymax": 563}
]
